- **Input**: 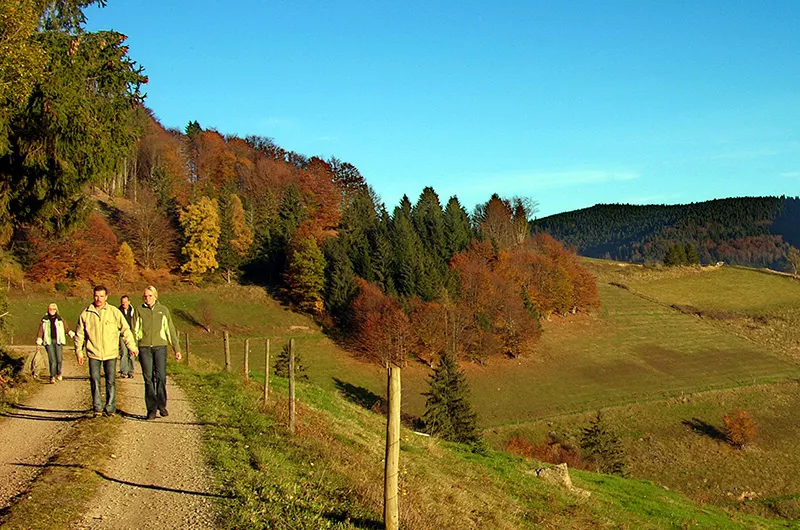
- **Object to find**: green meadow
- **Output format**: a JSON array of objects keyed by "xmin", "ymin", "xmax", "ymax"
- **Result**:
[{"xmin": 7, "ymin": 263, "xmax": 800, "ymax": 521}]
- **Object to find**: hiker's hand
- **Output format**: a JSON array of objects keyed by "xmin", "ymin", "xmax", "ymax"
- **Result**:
[{"xmin": 175, "ymin": 351, "xmax": 182, "ymax": 361}]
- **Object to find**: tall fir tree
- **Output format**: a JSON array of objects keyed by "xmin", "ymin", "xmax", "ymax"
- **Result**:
[
  {"xmin": 443, "ymin": 196, "xmax": 473, "ymax": 259},
  {"xmin": 580, "ymin": 411, "xmax": 626, "ymax": 475},
  {"xmin": 685, "ymin": 243, "xmax": 700, "ymax": 265},
  {"xmin": 285, "ymin": 235, "xmax": 326, "ymax": 314},
  {"xmin": 422, "ymin": 352, "xmax": 482, "ymax": 448},
  {"xmin": 322, "ymin": 237, "xmax": 357, "ymax": 323}
]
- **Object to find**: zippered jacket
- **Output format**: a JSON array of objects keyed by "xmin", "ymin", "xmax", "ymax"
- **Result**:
[
  {"xmin": 136, "ymin": 301, "xmax": 180, "ymax": 351},
  {"xmin": 75, "ymin": 304, "xmax": 137, "ymax": 361},
  {"xmin": 36, "ymin": 315, "xmax": 73, "ymax": 346}
]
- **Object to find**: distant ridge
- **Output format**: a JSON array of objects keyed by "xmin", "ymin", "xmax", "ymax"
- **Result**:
[{"xmin": 532, "ymin": 196, "xmax": 800, "ymax": 270}]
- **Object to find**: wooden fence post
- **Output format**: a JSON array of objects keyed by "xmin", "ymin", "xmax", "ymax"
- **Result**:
[
  {"xmin": 289, "ymin": 338, "xmax": 296, "ymax": 434},
  {"xmin": 384, "ymin": 363, "xmax": 401, "ymax": 530},
  {"xmin": 263, "ymin": 338, "xmax": 270, "ymax": 403},
  {"xmin": 224, "ymin": 331, "xmax": 231, "ymax": 372},
  {"xmin": 244, "ymin": 338, "xmax": 250, "ymax": 382}
]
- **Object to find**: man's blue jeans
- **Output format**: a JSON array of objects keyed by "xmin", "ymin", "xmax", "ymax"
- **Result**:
[
  {"xmin": 139, "ymin": 346, "xmax": 167, "ymax": 414},
  {"xmin": 88, "ymin": 358, "xmax": 117, "ymax": 413},
  {"xmin": 119, "ymin": 339, "xmax": 135, "ymax": 376},
  {"xmin": 45, "ymin": 344, "xmax": 63, "ymax": 378}
]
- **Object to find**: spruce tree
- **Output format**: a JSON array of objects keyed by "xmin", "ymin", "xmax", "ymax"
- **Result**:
[
  {"xmin": 443, "ymin": 196, "xmax": 473, "ymax": 259},
  {"xmin": 685, "ymin": 243, "xmax": 700, "ymax": 265},
  {"xmin": 322, "ymin": 238, "xmax": 357, "ymax": 323},
  {"xmin": 580, "ymin": 411, "xmax": 626, "ymax": 475},
  {"xmin": 273, "ymin": 343, "xmax": 309, "ymax": 381},
  {"xmin": 285, "ymin": 235, "xmax": 326, "ymax": 314},
  {"xmin": 423, "ymin": 352, "xmax": 482, "ymax": 448}
]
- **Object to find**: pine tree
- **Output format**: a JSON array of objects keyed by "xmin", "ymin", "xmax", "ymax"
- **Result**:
[
  {"xmin": 422, "ymin": 352, "xmax": 482, "ymax": 448},
  {"xmin": 580, "ymin": 411, "xmax": 626, "ymax": 475},
  {"xmin": 443, "ymin": 196, "xmax": 473, "ymax": 259},
  {"xmin": 273, "ymin": 342, "xmax": 309, "ymax": 381},
  {"xmin": 685, "ymin": 243, "xmax": 700, "ymax": 265},
  {"xmin": 1, "ymin": 16, "xmax": 147, "ymax": 243},
  {"xmin": 675, "ymin": 243, "xmax": 688, "ymax": 265},
  {"xmin": 322, "ymin": 238, "xmax": 357, "ymax": 323},
  {"xmin": 285, "ymin": 235, "xmax": 326, "ymax": 314}
]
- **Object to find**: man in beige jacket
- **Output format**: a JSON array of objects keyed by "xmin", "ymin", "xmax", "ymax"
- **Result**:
[{"xmin": 74, "ymin": 285, "xmax": 138, "ymax": 417}]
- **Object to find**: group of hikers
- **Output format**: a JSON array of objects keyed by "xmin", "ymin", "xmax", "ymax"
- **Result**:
[{"xmin": 35, "ymin": 285, "xmax": 182, "ymax": 420}]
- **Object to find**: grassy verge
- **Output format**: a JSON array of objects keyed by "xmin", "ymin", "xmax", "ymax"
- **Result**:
[{"xmin": 173, "ymin": 361, "xmax": 788, "ymax": 529}]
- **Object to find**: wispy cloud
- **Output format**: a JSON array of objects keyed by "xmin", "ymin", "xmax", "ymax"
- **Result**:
[
  {"xmin": 261, "ymin": 116, "xmax": 292, "ymax": 128},
  {"xmin": 780, "ymin": 171, "xmax": 800, "ymax": 178},
  {"xmin": 473, "ymin": 169, "xmax": 640, "ymax": 192}
]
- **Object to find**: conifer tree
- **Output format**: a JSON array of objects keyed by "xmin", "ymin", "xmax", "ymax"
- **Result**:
[
  {"xmin": 685, "ymin": 243, "xmax": 700, "ymax": 265},
  {"xmin": 580, "ymin": 411, "xmax": 626, "ymax": 475},
  {"xmin": 422, "ymin": 352, "xmax": 482, "ymax": 448},
  {"xmin": 273, "ymin": 342, "xmax": 309, "ymax": 381},
  {"xmin": 0, "ymin": 11, "xmax": 147, "ymax": 243},
  {"xmin": 322, "ymin": 238, "xmax": 357, "ymax": 323},
  {"xmin": 390, "ymin": 196, "xmax": 423, "ymax": 298},
  {"xmin": 285, "ymin": 235, "xmax": 326, "ymax": 314},
  {"xmin": 443, "ymin": 196, "xmax": 473, "ymax": 259}
]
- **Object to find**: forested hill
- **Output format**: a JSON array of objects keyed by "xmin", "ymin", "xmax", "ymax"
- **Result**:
[{"xmin": 532, "ymin": 196, "xmax": 800, "ymax": 269}]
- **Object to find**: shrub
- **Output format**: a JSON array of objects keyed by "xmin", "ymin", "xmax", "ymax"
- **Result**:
[
  {"xmin": 723, "ymin": 409, "xmax": 757, "ymax": 448},
  {"xmin": 505, "ymin": 435, "xmax": 535, "ymax": 459}
]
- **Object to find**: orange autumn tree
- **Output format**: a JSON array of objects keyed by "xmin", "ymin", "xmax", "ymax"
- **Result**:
[
  {"xmin": 28, "ymin": 213, "xmax": 119, "ymax": 283},
  {"xmin": 349, "ymin": 279, "xmax": 411, "ymax": 366}
]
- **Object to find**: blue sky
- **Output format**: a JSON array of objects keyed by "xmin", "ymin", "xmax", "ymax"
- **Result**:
[{"xmin": 86, "ymin": 1, "xmax": 799, "ymax": 218}]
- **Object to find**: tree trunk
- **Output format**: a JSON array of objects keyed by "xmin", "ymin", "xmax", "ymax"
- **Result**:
[{"xmin": 384, "ymin": 364, "xmax": 401, "ymax": 530}]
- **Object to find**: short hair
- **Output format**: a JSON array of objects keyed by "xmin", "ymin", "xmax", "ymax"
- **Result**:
[
  {"xmin": 48, "ymin": 303, "xmax": 59, "ymax": 312},
  {"xmin": 93, "ymin": 285, "xmax": 108, "ymax": 295},
  {"xmin": 120, "ymin": 294, "xmax": 130, "ymax": 301},
  {"xmin": 144, "ymin": 285, "xmax": 158, "ymax": 299}
]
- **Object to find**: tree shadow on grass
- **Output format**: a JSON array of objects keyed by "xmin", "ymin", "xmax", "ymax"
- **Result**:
[
  {"xmin": 172, "ymin": 308, "xmax": 204, "ymax": 330},
  {"xmin": 333, "ymin": 378, "xmax": 382, "ymax": 410},
  {"xmin": 682, "ymin": 417, "xmax": 728, "ymax": 442}
]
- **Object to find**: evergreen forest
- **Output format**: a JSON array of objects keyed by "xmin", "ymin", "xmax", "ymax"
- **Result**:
[{"xmin": 532, "ymin": 197, "xmax": 800, "ymax": 270}]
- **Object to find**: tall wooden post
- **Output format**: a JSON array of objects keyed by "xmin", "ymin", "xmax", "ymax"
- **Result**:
[
  {"xmin": 224, "ymin": 331, "xmax": 231, "ymax": 372},
  {"xmin": 384, "ymin": 363, "xmax": 401, "ymax": 530},
  {"xmin": 263, "ymin": 338, "xmax": 270, "ymax": 403},
  {"xmin": 244, "ymin": 338, "xmax": 250, "ymax": 382},
  {"xmin": 184, "ymin": 333, "xmax": 190, "ymax": 367},
  {"xmin": 288, "ymin": 338, "xmax": 296, "ymax": 434}
]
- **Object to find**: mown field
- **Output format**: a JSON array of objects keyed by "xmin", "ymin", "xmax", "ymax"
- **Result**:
[{"xmin": 7, "ymin": 263, "xmax": 800, "ymax": 521}]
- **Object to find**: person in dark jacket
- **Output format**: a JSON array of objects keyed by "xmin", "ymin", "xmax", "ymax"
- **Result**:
[
  {"xmin": 137, "ymin": 285, "xmax": 181, "ymax": 420},
  {"xmin": 118, "ymin": 295, "xmax": 139, "ymax": 378},
  {"xmin": 36, "ymin": 303, "xmax": 75, "ymax": 383}
]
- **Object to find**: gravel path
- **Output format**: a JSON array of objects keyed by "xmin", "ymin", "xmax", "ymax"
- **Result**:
[
  {"xmin": 0, "ymin": 349, "xmax": 217, "ymax": 529},
  {"xmin": 75, "ymin": 369, "xmax": 216, "ymax": 529},
  {"xmin": 0, "ymin": 348, "xmax": 89, "ymax": 510}
]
